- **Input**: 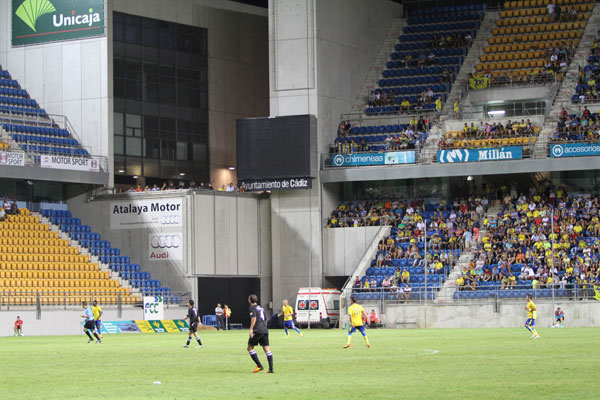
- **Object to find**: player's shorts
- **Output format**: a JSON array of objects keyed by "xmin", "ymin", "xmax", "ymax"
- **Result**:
[
  {"xmin": 190, "ymin": 321, "xmax": 199, "ymax": 333},
  {"xmin": 248, "ymin": 333, "xmax": 269, "ymax": 347},
  {"xmin": 525, "ymin": 318, "xmax": 535, "ymax": 326},
  {"xmin": 348, "ymin": 325, "xmax": 366, "ymax": 334},
  {"xmin": 95, "ymin": 320, "xmax": 102, "ymax": 331},
  {"xmin": 283, "ymin": 320, "xmax": 295, "ymax": 328},
  {"xmin": 84, "ymin": 320, "xmax": 96, "ymax": 331}
]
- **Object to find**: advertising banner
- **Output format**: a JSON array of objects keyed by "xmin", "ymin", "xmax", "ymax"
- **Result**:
[
  {"xmin": 144, "ymin": 296, "xmax": 164, "ymax": 320},
  {"xmin": 161, "ymin": 319, "xmax": 182, "ymax": 333},
  {"xmin": 331, "ymin": 151, "xmax": 416, "ymax": 167},
  {"xmin": 12, "ymin": 0, "xmax": 105, "ymax": 46},
  {"xmin": 110, "ymin": 197, "xmax": 183, "ymax": 229},
  {"xmin": 40, "ymin": 154, "xmax": 100, "ymax": 172},
  {"xmin": 135, "ymin": 320, "xmax": 156, "ymax": 333},
  {"xmin": 0, "ymin": 151, "xmax": 25, "ymax": 166},
  {"xmin": 550, "ymin": 143, "xmax": 600, "ymax": 158},
  {"xmin": 437, "ymin": 146, "xmax": 523, "ymax": 163},
  {"xmin": 239, "ymin": 178, "xmax": 312, "ymax": 192},
  {"xmin": 149, "ymin": 232, "xmax": 183, "ymax": 261},
  {"xmin": 83, "ymin": 320, "xmax": 189, "ymax": 334}
]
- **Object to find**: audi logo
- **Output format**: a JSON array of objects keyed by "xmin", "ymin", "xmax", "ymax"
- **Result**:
[
  {"xmin": 160, "ymin": 215, "xmax": 181, "ymax": 225},
  {"xmin": 150, "ymin": 234, "xmax": 182, "ymax": 249}
]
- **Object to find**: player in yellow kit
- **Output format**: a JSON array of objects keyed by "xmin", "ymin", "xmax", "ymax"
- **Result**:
[
  {"xmin": 277, "ymin": 300, "xmax": 303, "ymax": 338},
  {"xmin": 344, "ymin": 297, "xmax": 370, "ymax": 348},
  {"xmin": 524, "ymin": 294, "xmax": 540, "ymax": 339},
  {"xmin": 91, "ymin": 300, "xmax": 103, "ymax": 340}
]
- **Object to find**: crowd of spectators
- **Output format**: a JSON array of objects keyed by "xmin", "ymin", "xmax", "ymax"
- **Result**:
[
  {"xmin": 552, "ymin": 106, "xmax": 600, "ymax": 142},
  {"xmin": 0, "ymin": 197, "xmax": 19, "ymax": 221},
  {"xmin": 118, "ymin": 181, "xmax": 244, "ymax": 193},
  {"xmin": 574, "ymin": 32, "xmax": 600, "ymax": 104},
  {"xmin": 431, "ymin": 32, "xmax": 472, "ymax": 49},
  {"xmin": 457, "ymin": 187, "xmax": 600, "ymax": 297},
  {"xmin": 333, "ymin": 116, "xmax": 431, "ymax": 154},
  {"xmin": 439, "ymin": 119, "xmax": 539, "ymax": 148}
]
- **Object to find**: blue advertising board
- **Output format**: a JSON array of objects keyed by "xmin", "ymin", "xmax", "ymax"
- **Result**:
[
  {"xmin": 331, "ymin": 151, "xmax": 415, "ymax": 167},
  {"xmin": 550, "ymin": 143, "xmax": 600, "ymax": 158},
  {"xmin": 437, "ymin": 146, "xmax": 523, "ymax": 163}
]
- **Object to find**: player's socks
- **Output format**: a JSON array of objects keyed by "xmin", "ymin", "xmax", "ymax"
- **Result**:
[
  {"xmin": 85, "ymin": 330, "xmax": 93, "ymax": 341},
  {"xmin": 284, "ymin": 328, "xmax": 288, "ymax": 336},
  {"xmin": 266, "ymin": 351, "xmax": 273, "ymax": 372},
  {"xmin": 196, "ymin": 337, "xmax": 203, "ymax": 346},
  {"xmin": 294, "ymin": 327, "xmax": 302, "ymax": 335},
  {"xmin": 249, "ymin": 350, "xmax": 263, "ymax": 369},
  {"xmin": 186, "ymin": 338, "xmax": 191, "ymax": 346},
  {"xmin": 93, "ymin": 332, "xmax": 101, "ymax": 341},
  {"xmin": 364, "ymin": 336, "xmax": 370, "ymax": 347},
  {"xmin": 525, "ymin": 325, "xmax": 532, "ymax": 333}
]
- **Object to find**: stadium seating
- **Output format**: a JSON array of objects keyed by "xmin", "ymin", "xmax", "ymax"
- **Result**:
[
  {"xmin": 0, "ymin": 66, "xmax": 89, "ymax": 157},
  {"xmin": 332, "ymin": 121, "xmax": 429, "ymax": 154},
  {"xmin": 441, "ymin": 120, "xmax": 541, "ymax": 149},
  {"xmin": 366, "ymin": 6, "xmax": 484, "ymax": 115},
  {"xmin": 0, "ymin": 209, "xmax": 140, "ymax": 306},
  {"xmin": 550, "ymin": 110, "xmax": 600, "ymax": 141},
  {"xmin": 41, "ymin": 209, "xmax": 180, "ymax": 303},
  {"xmin": 475, "ymin": 0, "xmax": 592, "ymax": 85},
  {"xmin": 571, "ymin": 36, "xmax": 600, "ymax": 104},
  {"xmin": 455, "ymin": 190, "xmax": 600, "ymax": 300}
]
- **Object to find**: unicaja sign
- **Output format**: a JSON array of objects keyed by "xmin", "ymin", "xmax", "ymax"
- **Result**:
[{"xmin": 12, "ymin": 0, "xmax": 105, "ymax": 46}]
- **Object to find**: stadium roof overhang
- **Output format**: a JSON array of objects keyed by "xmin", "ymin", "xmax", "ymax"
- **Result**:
[
  {"xmin": 320, "ymin": 157, "xmax": 600, "ymax": 183},
  {"xmin": 0, "ymin": 165, "xmax": 109, "ymax": 185}
]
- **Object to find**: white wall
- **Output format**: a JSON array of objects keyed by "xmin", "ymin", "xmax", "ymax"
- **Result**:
[
  {"xmin": 0, "ymin": 307, "xmax": 183, "ymax": 336},
  {"xmin": 323, "ymin": 226, "xmax": 381, "ymax": 276},
  {"xmin": 268, "ymin": 0, "xmax": 403, "ymax": 308},
  {"xmin": 348, "ymin": 301, "xmax": 600, "ymax": 329},
  {"xmin": 0, "ymin": 2, "xmax": 111, "ymax": 164}
]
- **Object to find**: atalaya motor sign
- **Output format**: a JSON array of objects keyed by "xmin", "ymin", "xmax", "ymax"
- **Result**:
[{"xmin": 12, "ymin": 0, "xmax": 105, "ymax": 46}]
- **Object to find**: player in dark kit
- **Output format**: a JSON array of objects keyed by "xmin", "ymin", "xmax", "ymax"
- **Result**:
[
  {"xmin": 247, "ymin": 294, "xmax": 274, "ymax": 373},
  {"xmin": 183, "ymin": 300, "xmax": 204, "ymax": 348}
]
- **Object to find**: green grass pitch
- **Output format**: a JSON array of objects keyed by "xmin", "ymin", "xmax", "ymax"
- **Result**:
[{"xmin": 1, "ymin": 327, "xmax": 598, "ymax": 399}]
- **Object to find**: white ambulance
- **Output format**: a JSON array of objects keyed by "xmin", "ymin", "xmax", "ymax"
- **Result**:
[{"xmin": 295, "ymin": 287, "xmax": 341, "ymax": 329}]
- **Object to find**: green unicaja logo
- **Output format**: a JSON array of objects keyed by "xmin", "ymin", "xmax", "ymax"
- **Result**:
[{"xmin": 15, "ymin": 0, "xmax": 56, "ymax": 32}]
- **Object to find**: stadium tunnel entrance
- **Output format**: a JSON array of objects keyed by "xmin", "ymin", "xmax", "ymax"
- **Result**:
[{"xmin": 197, "ymin": 277, "xmax": 261, "ymax": 328}]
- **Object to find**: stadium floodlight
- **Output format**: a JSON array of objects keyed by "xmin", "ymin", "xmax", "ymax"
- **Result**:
[
  {"xmin": 467, "ymin": 175, "xmax": 474, "ymax": 181},
  {"xmin": 228, "ymin": 166, "xmax": 236, "ymax": 170},
  {"xmin": 179, "ymin": 172, "xmax": 185, "ymax": 176},
  {"xmin": 487, "ymin": 110, "xmax": 505, "ymax": 116},
  {"xmin": 117, "ymin": 169, "xmax": 125, "ymax": 173}
]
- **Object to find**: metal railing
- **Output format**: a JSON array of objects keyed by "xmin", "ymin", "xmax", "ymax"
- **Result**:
[{"xmin": 0, "ymin": 289, "xmax": 186, "ymax": 310}]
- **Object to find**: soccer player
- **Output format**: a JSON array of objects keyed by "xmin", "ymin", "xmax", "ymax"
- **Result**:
[
  {"xmin": 344, "ymin": 296, "xmax": 370, "ymax": 348},
  {"xmin": 277, "ymin": 299, "xmax": 303, "ymax": 338},
  {"xmin": 183, "ymin": 299, "xmax": 203, "ymax": 348},
  {"xmin": 81, "ymin": 301, "xmax": 101, "ymax": 343},
  {"xmin": 553, "ymin": 307, "xmax": 564, "ymax": 328},
  {"xmin": 92, "ymin": 300, "xmax": 103, "ymax": 339},
  {"xmin": 14, "ymin": 316, "xmax": 23, "ymax": 336},
  {"xmin": 524, "ymin": 294, "xmax": 540, "ymax": 339},
  {"xmin": 247, "ymin": 294, "xmax": 273, "ymax": 373}
]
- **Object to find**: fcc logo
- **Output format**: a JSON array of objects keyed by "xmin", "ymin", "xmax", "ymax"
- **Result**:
[
  {"xmin": 551, "ymin": 145, "xmax": 564, "ymax": 157},
  {"xmin": 332, "ymin": 154, "xmax": 345, "ymax": 167},
  {"xmin": 150, "ymin": 234, "xmax": 182, "ymax": 249},
  {"xmin": 160, "ymin": 215, "xmax": 181, "ymax": 225}
]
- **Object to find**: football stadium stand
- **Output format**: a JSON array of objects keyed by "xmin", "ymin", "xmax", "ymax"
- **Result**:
[
  {"xmin": 40, "ymin": 209, "xmax": 180, "ymax": 303},
  {"xmin": 572, "ymin": 36, "xmax": 600, "ymax": 104},
  {"xmin": 476, "ymin": 0, "xmax": 593, "ymax": 86},
  {"xmin": 440, "ymin": 119, "xmax": 541, "ymax": 149},
  {"xmin": 550, "ymin": 108, "xmax": 600, "ymax": 142},
  {"xmin": 0, "ymin": 209, "xmax": 139, "ymax": 306},
  {"xmin": 366, "ymin": 5, "xmax": 485, "ymax": 115},
  {"xmin": 454, "ymin": 189, "xmax": 600, "ymax": 300},
  {"xmin": 0, "ymin": 66, "xmax": 90, "ymax": 159}
]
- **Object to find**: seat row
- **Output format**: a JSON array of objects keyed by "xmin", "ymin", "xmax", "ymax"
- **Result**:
[
  {"xmin": 493, "ymin": 21, "xmax": 585, "ymax": 35},
  {"xmin": 382, "ymin": 65, "xmax": 458, "ymax": 78},
  {"xmin": 376, "ymin": 83, "xmax": 449, "ymax": 95},
  {"xmin": 485, "ymin": 41, "xmax": 578, "ymax": 54},
  {"xmin": 0, "ymin": 261, "xmax": 97, "ymax": 271},
  {"xmin": 481, "ymin": 50, "xmax": 549, "ymax": 63},
  {"xmin": 3, "ymin": 123, "xmax": 70, "ymax": 137},
  {"xmin": 410, "ymin": 4, "xmax": 486, "ymax": 16},
  {"xmin": 503, "ymin": 0, "xmax": 592, "ymax": 9},
  {"xmin": 0, "ymin": 78, "xmax": 19, "ymax": 88},
  {"xmin": 11, "ymin": 133, "xmax": 79, "ymax": 147},
  {"xmin": 21, "ymin": 144, "xmax": 89, "ymax": 156},
  {"xmin": 403, "ymin": 21, "xmax": 480, "ymax": 34},
  {"xmin": 408, "ymin": 12, "xmax": 483, "ymax": 26},
  {"xmin": 0, "ymin": 96, "xmax": 37, "ymax": 108},
  {"xmin": 500, "ymin": 6, "xmax": 592, "ymax": 18},
  {"xmin": 443, "ymin": 137, "xmax": 537, "ymax": 149},
  {"xmin": 365, "ymin": 102, "xmax": 438, "ymax": 115},
  {"xmin": 0, "ymin": 104, "xmax": 47, "ymax": 116},
  {"xmin": 391, "ymin": 48, "xmax": 466, "ymax": 60},
  {"xmin": 386, "ymin": 57, "xmax": 464, "ymax": 70},
  {"xmin": 0, "ymin": 87, "xmax": 29, "ymax": 98},
  {"xmin": 350, "ymin": 124, "xmax": 419, "ymax": 134},
  {"xmin": 489, "ymin": 30, "xmax": 582, "ymax": 44},
  {"xmin": 399, "ymin": 30, "xmax": 476, "ymax": 43},
  {"xmin": 497, "ymin": 15, "xmax": 588, "ymax": 27},
  {"xmin": 477, "ymin": 60, "xmax": 546, "ymax": 71},
  {"xmin": 375, "ymin": 76, "xmax": 444, "ymax": 88}
]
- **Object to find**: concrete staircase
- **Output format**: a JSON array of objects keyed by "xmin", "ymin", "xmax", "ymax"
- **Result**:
[
  {"xmin": 434, "ymin": 203, "xmax": 503, "ymax": 304},
  {"xmin": 350, "ymin": 18, "xmax": 407, "ymax": 114},
  {"xmin": 442, "ymin": 11, "xmax": 500, "ymax": 117},
  {"xmin": 37, "ymin": 214, "xmax": 141, "ymax": 297}
]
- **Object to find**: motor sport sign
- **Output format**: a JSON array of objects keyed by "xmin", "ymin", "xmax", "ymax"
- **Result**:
[
  {"xmin": 149, "ymin": 232, "xmax": 183, "ymax": 261},
  {"xmin": 144, "ymin": 296, "xmax": 164, "ymax": 321}
]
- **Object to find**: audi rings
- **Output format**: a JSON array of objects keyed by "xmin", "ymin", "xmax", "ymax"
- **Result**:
[
  {"xmin": 150, "ymin": 234, "xmax": 182, "ymax": 249},
  {"xmin": 160, "ymin": 215, "xmax": 181, "ymax": 225}
]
